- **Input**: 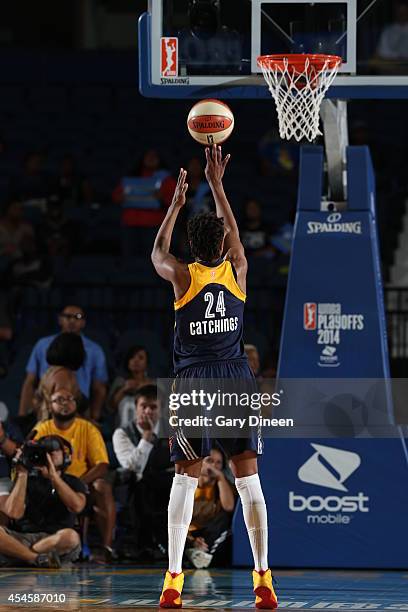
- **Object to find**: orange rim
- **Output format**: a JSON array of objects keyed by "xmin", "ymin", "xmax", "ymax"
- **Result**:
[{"xmin": 257, "ymin": 53, "xmax": 342, "ymax": 73}]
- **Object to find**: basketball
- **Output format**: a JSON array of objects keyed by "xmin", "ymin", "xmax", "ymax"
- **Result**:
[{"xmin": 187, "ymin": 99, "xmax": 234, "ymax": 145}]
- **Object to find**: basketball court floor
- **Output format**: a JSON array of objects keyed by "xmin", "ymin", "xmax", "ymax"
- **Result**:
[{"xmin": 0, "ymin": 566, "xmax": 406, "ymax": 610}]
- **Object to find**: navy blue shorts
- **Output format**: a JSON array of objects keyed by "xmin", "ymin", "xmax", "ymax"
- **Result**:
[{"xmin": 169, "ymin": 359, "xmax": 263, "ymax": 463}]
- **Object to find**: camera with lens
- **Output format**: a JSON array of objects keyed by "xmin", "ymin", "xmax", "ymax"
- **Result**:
[{"xmin": 17, "ymin": 438, "xmax": 64, "ymax": 471}]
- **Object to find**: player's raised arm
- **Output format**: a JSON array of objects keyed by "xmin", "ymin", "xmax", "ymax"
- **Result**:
[
  {"xmin": 204, "ymin": 144, "xmax": 244, "ymax": 255},
  {"xmin": 151, "ymin": 168, "xmax": 189, "ymax": 285}
]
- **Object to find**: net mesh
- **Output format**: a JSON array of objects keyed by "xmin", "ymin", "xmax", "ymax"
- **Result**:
[{"xmin": 258, "ymin": 54, "xmax": 341, "ymax": 142}]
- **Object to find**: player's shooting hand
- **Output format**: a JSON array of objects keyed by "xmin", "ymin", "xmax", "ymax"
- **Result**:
[
  {"xmin": 205, "ymin": 144, "xmax": 230, "ymax": 185},
  {"xmin": 172, "ymin": 168, "xmax": 188, "ymax": 208}
]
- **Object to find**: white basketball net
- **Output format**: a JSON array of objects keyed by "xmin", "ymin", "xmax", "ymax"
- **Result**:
[{"xmin": 258, "ymin": 55, "xmax": 341, "ymax": 142}]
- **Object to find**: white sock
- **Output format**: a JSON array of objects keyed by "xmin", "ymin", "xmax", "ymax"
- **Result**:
[
  {"xmin": 168, "ymin": 473, "xmax": 198, "ymax": 574},
  {"xmin": 235, "ymin": 473, "xmax": 268, "ymax": 572}
]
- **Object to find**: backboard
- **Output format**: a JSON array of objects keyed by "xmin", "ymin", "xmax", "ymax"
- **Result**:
[{"xmin": 139, "ymin": 0, "xmax": 408, "ymax": 98}]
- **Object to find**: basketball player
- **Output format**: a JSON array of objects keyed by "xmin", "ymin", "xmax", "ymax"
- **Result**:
[{"xmin": 151, "ymin": 144, "xmax": 277, "ymax": 609}]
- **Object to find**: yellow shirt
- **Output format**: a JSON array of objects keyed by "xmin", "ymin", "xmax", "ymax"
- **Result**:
[{"xmin": 33, "ymin": 418, "xmax": 109, "ymax": 478}]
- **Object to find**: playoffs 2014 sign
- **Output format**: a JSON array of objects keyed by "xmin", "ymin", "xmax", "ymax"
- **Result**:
[{"xmin": 303, "ymin": 302, "xmax": 365, "ymax": 368}]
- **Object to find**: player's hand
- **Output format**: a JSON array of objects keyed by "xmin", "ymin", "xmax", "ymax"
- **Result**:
[
  {"xmin": 205, "ymin": 144, "xmax": 230, "ymax": 185},
  {"xmin": 171, "ymin": 168, "xmax": 188, "ymax": 208}
]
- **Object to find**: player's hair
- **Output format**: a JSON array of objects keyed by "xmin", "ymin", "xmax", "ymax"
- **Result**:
[{"xmin": 187, "ymin": 212, "xmax": 224, "ymax": 262}]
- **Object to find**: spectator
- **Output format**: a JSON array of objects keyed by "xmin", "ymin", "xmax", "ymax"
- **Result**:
[
  {"xmin": 0, "ymin": 292, "xmax": 12, "ymax": 368},
  {"xmin": 36, "ymin": 194, "xmax": 81, "ymax": 258},
  {"xmin": 176, "ymin": 157, "xmax": 212, "ymax": 257},
  {"xmin": 35, "ymin": 365, "xmax": 80, "ymax": 423},
  {"xmin": 0, "ymin": 196, "xmax": 35, "ymax": 261},
  {"xmin": 185, "ymin": 447, "xmax": 235, "ymax": 569},
  {"xmin": 377, "ymin": 2, "xmax": 408, "ymax": 63},
  {"xmin": 240, "ymin": 199, "xmax": 276, "ymax": 258},
  {"xmin": 0, "ymin": 434, "xmax": 86, "ymax": 568},
  {"xmin": 46, "ymin": 332, "xmax": 86, "ymax": 372},
  {"xmin": 257, "ymin": 129, "xmax": 298, "ymax": 180},
  {"xmin": 244, "ymin": 344, "xmax": 276, "ymax": 398},
  {"xmin": 0, "ymin": 418, "xmax": 23, "ymax": 519},
  {"xmin": 108, "ymin": 346, "xmax": 154, "ymax": 426},
  {"xmin": 112, "ymin": 149, "xmax": 177, "ymax": 257},
  {"xmin": 19, "ymin": 305, "xmax": 108, "ymax": 421},
  {"xmin": 185, "ymin": 157, "xmax": 212, "ymax": 217},
  {"xmin": 244, "ymin": 344, "xmax": 261, "ymax": 377},
  {"xmin": 32, "ymin": 386, "xmax": 116, "ymax": 561},
  {"xmin": 51, "ymin": 154, "xmax": 93, "ymax": 207},
  {"xmin": 113, "ymin": 384, "xmax": 172, "ymax": 552},
  {"xmin": 11, "ymin": 152, "xmax": 50, "ymax": 203}
]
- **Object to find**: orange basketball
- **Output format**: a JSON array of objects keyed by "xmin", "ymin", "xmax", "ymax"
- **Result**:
[{"xmin": 187, "ymin": 99, "xmax": 234, "ymax": 145}]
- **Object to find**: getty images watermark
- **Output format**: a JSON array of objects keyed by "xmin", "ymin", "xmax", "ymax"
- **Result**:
[
  {"xmin": 158, "ymin": 380, "xmax": 295, "ymax": 438},
  {"xmin": 158, "ymin": 377, "xmax": 406, "ymax": 439}
]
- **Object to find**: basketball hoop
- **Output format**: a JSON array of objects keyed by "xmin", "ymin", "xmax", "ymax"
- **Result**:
[{"xmin": 257, "ymin": 54, "xmax": 342, "ymax": 142}]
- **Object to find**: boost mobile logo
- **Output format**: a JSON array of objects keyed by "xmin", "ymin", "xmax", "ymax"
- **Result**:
[
  {"xmin": 298, "ymin": 443, "xmax": 360, "ymax": 491},
  {"xmin": 307, "ymin": 213, "xmax": 362, "ymax": 235},
  {"xmin": 289, "ymin": 444, "xmax": 369, "ymax": 521}
]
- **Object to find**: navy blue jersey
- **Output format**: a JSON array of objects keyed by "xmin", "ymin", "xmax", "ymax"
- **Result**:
[{"xmin": 173, "ymin": 259, "xmax": 246, "ymax": 372}]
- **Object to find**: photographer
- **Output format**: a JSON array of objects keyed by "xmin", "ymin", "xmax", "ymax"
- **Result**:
[
  {"xmin": 0, "ymin": 435, "xmax": 86, "ymax": 568},
  {"xmin": 33, "ymin": 386, "xmax": 116, "ymax": 561},
  {"xmin": 0, "ymin": 419, "xmax": 23, "ymax": 517}
]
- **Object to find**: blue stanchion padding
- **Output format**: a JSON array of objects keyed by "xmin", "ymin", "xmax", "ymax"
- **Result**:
[
  {"xmin": 232, "ymin": 438, "xmax": 408, "ymax": 568},
  {"xmin": 231, "ymin": 146, "xmax": 408, "ymax": 569}
]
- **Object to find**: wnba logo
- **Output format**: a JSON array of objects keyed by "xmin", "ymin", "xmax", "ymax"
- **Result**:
[
  {"xmin": 304, "ymin": 303, "xmax": 317, "ymax": 330},
  {"xmin": 161, "ymin": 37, "xmax": 178, "ymax": 77}
]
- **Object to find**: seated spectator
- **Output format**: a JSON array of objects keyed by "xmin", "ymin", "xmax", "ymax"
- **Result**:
[
  {"xmin": 36, "ymin": 194, "xmax": 81, "ymax": 257},
  {"xmin": 35, "ymin": 365, "xmax": 81, "ymax": 423},
  {"xmin": 0, "ymin": 418, "xmax": 23, "ymax": 520},
  {"xmin": 176, "ymin": 157, "xmax": 212, "ymax": 257},
  {"xmin": 376, "ymin": 1, "xmax": 408, "ymax": 66},
  {"xmin": 240, "ymin": 199, "xmax": 276, "ymax": 258},
  {"xmin": 113, "ymin": 384, "xmax": 173, "ymax": 553},
  {"xmin": 10, "ymin": 152, "xmax": 50, "ymax": 203},
  {"xmin": 108, "ymin": 345, "xmax": 154, "ymax": 427},
  {"xmin": 244, "ymin": 344, "xmax": 261, "ymax": 378},
  {"xmin": 32, "ymin": 385, "xmax": 116, "ymax": 562},
  {"xmin": 185, "ymin": 447, "xmax": 235, "ymax": 569},
  {"xmin": 51, "ymin": 154, "xmax": 93, "ymax": 207},
  {"xmin": 112, "ymin": 149, "xmax": 177, "ymax": 257},
  {"xmin": 0, "ymin": 291, "xmax": 12, "ymax": 368},
  {"xmin": 46, "ymin": 332, "xmax": 86, "ymax": 372},
  {"xmin": 244, "ymin": 344, "xmax": 275, "ymax": 396},
  {"xmin": 0, "ymin": 434, "xmax": 86, "ymax": 567},
  {"xmin": 257, "ymin": 129, "xmax": 298, "ymax": 180},
  {"xmin": 8, "ymin": 233, "xmax": 52, "ymax": 289},
  {"xmin": 185, "ymin": 157, "xmax": 212, "ymax": 217},
  {"xmin": 0, "ymin": 196, "xmax": 35, "ymax": 261},
  {"xmin": 19, "ymin": 305, "xmax": 108, "ymax": 421}
]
